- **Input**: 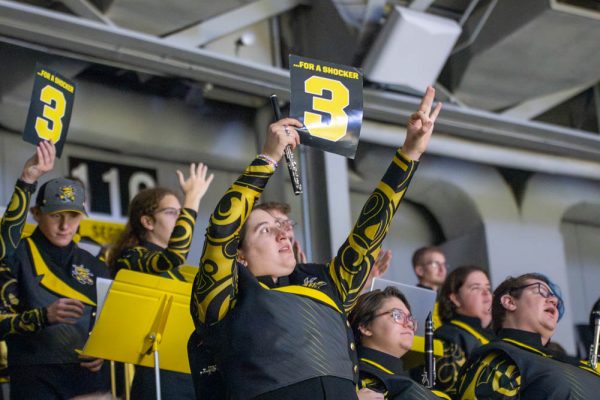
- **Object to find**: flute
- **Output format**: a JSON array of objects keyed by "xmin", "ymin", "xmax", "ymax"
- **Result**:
[
  {"xmin": 590, "ymin": 311, "xmax": 600, "ymax": 370},
  {"xmin": 422, "ymin": 311, "xmax": 435, "ymax": 388},
  {"xmin": 269, "ymin": 95, "xmax": 303, "ymax": 196}
]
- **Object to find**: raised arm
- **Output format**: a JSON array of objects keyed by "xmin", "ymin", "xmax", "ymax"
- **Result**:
[
  {"xmin": 191, "ymin": 118, "xmax": 302, "ymax": 328},
  {"xmin": 114, "ymin": 163, "xmax": 213, "ymax": 274},
  {"xmin": 327, "ymin": 87, "xmax": 442, "ymax": 311},
  {"xmin": 0, "ymin": 141, "xmax": 55, "ymax": 265}
]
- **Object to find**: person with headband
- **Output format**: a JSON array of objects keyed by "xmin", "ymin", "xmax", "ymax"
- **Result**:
[
  {"xmin": 350, "ymin": 286, "xmax": 450, "ymax": 400},
  {"xmin": 432, "ymin": 266, "xmax": 494, "ymax": 397},
  {"xmin": 0, "ymin": 141, "xmax": 109, "ymax": 399},
  {"xmin": 456, "ymin": 273, "xmax": 600, "ymax": 399},
  {"xmin": 107, "ymin": 163, "xmax": 213, "ymax": 399},
  {"xmin": 190, "ymin": 87, "xmax": 442, "ymax": 399}
]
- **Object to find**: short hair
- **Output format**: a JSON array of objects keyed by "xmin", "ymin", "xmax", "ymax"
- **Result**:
[
  {"xmin": 349, "ymin": 286, "xmax": 411, "ymax": 343},
  {"xmin": 411, "ymin": 246, "xmax": 443, "ymax": 270},
  {"xmin": 255, "ymin": 201, "xmax": 290, "ymax": 215},
  {"xmin": 491, "ymin": 273, "xmax": 564, "ymax": 334},
  {"xmin": 438, "ymin": 265, "xmax": 489, "ymax": 323}
]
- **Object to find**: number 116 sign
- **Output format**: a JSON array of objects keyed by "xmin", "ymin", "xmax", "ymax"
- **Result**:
[
  {"xmin": 290, "ymin": 54, "xmax": 363, "ymax": 159},
  {"xmin": 23, "ymin": 63, "xmax": 76, "ymax": 158}
]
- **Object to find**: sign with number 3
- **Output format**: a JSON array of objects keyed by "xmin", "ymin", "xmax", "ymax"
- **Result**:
[
  {"xmin": 23, "ymin": 63, "xmax": 76, "ymax": 158},
  {"xmin": 290, "ymin": 54, "xmax": 363, "ymax": 159}
]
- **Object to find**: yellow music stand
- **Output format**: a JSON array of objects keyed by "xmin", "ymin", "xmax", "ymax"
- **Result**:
[{"xmin": 82, "ymin": 270, "xmax": 194, "ymax": 400}]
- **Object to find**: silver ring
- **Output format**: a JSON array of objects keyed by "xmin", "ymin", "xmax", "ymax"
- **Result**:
[{"xmin": 284, "ymin": 126, "xmax": 290, "ymax": 136}]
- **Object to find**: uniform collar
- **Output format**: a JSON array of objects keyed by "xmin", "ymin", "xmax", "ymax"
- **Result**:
[
  {"xmin": 417, "ymin": 283, "xmax": 435, "ymax": 291},
  {"xmin": 498, "ymin": 328, "xmax": 544, "ymax": 349},
  {"xmin": 256, "ymin": 274, "xmax": 290, "ymax": 288},
  {"xmin": 358, "ymin": 346, "xmax": 404, "ymax": 375},
  {"xmin": 32, "ymin": 228, "xmax": 75, "ymax": 266}
]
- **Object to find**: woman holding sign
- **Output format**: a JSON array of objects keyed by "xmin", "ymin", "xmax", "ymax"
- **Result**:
[
  {"xmin": 107, "ymin": 163, "xmax": 213, "ymax": 400},
  {"xmin": 191, "ymin": 87, "xmax": 441, "ymax": 399}
]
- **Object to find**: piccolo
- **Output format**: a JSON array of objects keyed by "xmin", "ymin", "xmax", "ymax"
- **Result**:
[
  {"xmin": 269, "ymin": 95, "xmax": 303, "ymax": 196},
  {"xmin": 422, "ymin": 311, "xmax": 436, "ymax": 389},
  {"xmin": 590, "ymin": 311, "xmax": 600, "ymax": 370}
]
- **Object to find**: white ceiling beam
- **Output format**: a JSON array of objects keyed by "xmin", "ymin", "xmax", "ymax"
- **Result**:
[
  {"xmin": 59, "ymin": 0, "xmax": 114, "ymax": 26},
  {"xmin": 501, "ymin": 83, "xmax": 593, "ymax": 120},
  {"xmin": 165, "ymin": 0, "xmax": 307, "ymax": 47},
  {"xmin": 409, "ymin": 0, "xmax": 435, "ymax": 12}
]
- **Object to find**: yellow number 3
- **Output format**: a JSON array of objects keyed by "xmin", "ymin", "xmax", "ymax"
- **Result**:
[
  {"xmin": 35, "ymin": 85, "xmax": 66, "ymax": 143},
  {"xmin": 304, "ymin": 76, "xmax": 349, "ymax": 142}
]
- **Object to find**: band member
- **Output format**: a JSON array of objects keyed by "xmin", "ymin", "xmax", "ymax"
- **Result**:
[
  {"xmin": 350, "ymin": 286, "xmax": 450, "ymax": 399},
  {"xmin": 434, "ymin": 266, "xmax": 494, "ymax": 396},
  {"xmin": 456, "ymin": 273, "xmax": 600, "ymax": 399},
  {"xmin": 190, "ymin": 87, "xmax": 442, "ymax": 399},
  {"xmin": 411, "ymin": 246, "xmax": 447, "ymax": 292},
  {"xmin": 0, "ymin": 141, "xmax": 109, "ymax": 399},
  {"xmin": 107, "ymin": 163, "xmax": 213, "ymax": 399}
]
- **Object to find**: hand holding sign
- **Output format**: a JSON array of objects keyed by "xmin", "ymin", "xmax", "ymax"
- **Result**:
[
  {"xmin": 23, "ymin": 64, "xmax": 76, "ymax": 158},
  {"xmin": 290, "ymin": 55, "xmax": 363, "ymax": 159},
  {"xmin": 20, "ymin": 141, "xmax": 56, "ymax": 184}
]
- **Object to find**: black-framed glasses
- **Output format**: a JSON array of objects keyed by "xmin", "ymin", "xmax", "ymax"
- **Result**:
[
  {"xmin": 374, "ymin": 308, "xmax": 418, "ymax": 332},
  {"xmin": 509, "ymin": 282, "xmax": 557, "ymax": 301}
]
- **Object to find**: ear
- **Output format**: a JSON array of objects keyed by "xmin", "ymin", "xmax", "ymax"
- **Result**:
[
  {"xmin": 500, "ymin": 294, "xmax": 517, "ymax": 312},
  {"xmin": 449, "ymin": 292, "xmax": 461, "ymax": 308},
  {"xmin": 414, "ymin": 265, "xmax": 424, "ymax": 278},
  {"xmin": 140, "ymin": 215, "xmax": 154, "ymax": 231},
  {"xmin": 358, "ymin": 324, "xmax": 373, "ymax": 338},
  {"xmin": 237, "ymin": 250, "xmax": 247, "ymax": 267},
  {"xmin": 30, "ymin": 207, "xmax": 41, "ymax": 223}
]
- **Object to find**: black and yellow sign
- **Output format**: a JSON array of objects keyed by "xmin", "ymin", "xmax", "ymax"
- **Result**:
[
  {"xmin": 23, "ymin": 64, "xmax": 76, "ymax": 158},
  {"xmin": 290, "ymin": 54, "xmax": 363, "ymax": 159}
]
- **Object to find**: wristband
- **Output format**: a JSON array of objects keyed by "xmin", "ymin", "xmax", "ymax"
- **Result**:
[{"xmin": 257, "ymin": 154, "xmax": 278, "ymax": 169}]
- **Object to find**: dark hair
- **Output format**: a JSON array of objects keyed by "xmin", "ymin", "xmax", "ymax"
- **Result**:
[
  {"xmin": 107, "ymin": 187, "xmax": 177, "ymax": 276},
  {"xmin": 491, "ymin": 273, "xmax": 563, "ymax": 334},
  {"xmin": 239, "ymin": 201, "xmax": 291, "ymax": 248},
  {"xmin": 438, "ymin": 265, "xmax": 489, "ymax": 323},
  {"xmin": 349, "ymin": 286, "xmax": 411, "ymax": 344},
  {"xmin": 411, "ymin": 246, "xmax": 443, "ymax": 270}
]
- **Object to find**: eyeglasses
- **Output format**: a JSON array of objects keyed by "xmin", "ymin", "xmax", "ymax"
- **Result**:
[
  {"xmin": 274, "ymin": 218, "xmax": 298, "ymax": 231},
  {"xmin": 424, "ymin": 260, "xmax": 448, "ymax": 270},
  {"xmin": 155, "ymin": 207, "xmax": 181, "ymax": 217},
  {"xmin": 509, "ymin": 282, "xmax": 559, "ymax": 302},
  {"xmin": 374, "ymin": 308, "xmax": 418, "ymax": 332}
]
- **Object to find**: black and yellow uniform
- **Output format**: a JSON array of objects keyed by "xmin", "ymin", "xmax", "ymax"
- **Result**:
[
  {"xmin": 434, "ymin": 315, "xmax": 493, "ymax": 396},
  {"xmin": 456, "ymin": 328, "xmax": 600, "ymax": 400},
  {"xmin": 191, "ymin": 151, "xmax": 419, "ymax": 399},
  {"xmin": 113, "ymin": 208, "xmax": 197, "ymax": 400},
  {"xmin": 0, "ymin": 180, "xmax": 109, "ymax": 399},
  {"xmin": 358, "ymin": 346, "xmax": 450, "ymax": 400}
]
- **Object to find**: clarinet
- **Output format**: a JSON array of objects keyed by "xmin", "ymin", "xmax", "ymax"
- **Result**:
[
  {"xmin": 269, "ymin": 95, "xmax": 303, "ymax": 195},
  {"xmin": 422, "ymin": 311, "xmax": 436, "ymax": 388},
  {"xmin": 590, "ymin": 310, "xmax": 600, "ymax": 370}
]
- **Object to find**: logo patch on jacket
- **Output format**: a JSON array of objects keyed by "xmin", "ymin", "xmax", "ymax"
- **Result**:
[
  {"xmin": 303, "ymin": 276, "xmax": 326, "ymax": 289},
  {"xmin": 72, "ymin": 264, "xmax": 94, "ymax": 285}
]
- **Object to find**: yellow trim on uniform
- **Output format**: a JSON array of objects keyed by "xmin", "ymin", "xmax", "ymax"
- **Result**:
[
  {"xmin": 259, "ymin": 283, "xmax": 342, "ymax": 314},
  {"xmin": 432, "ymin": 389, "xmax": 452, "ymax": 399},
  {"xmin": 501, "ymin": 338, "xmax": 549, "ymax": 357},
  {"xmin": 360, "ymin": 357, "xmax": 394, "ymax": 375},
  {"xmin": 450, "ymin": 320, "xmax": 490, "ymax": 345},
  {"xmin": 26, "ymin": 238, "xmax": 96, "ymax": 306}
]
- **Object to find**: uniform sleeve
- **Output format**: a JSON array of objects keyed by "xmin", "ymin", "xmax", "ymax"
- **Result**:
[
  {"xmin": 326, "ymin": 150, "xmax": 418, "ymax": 312},
  {"xmin": 191, "ymin": 157, "xmax": 275, "ymax": 327},
  {"xmin": 435, "ymin": 340, "xmax": 468, "ymax": 396},
  {"xmin": 456, "ymin": 351, "xmax": 521, "ymax": 400},
  {"xmin": 0, "ymin": 265, "xmax": 46, "ymax": 339},
  {"xmin": 114, "ymin": 208, "xmax": 197, "ymax": 274},
  {"xmin": 0, "ymin": 180, "xmax": 35, "ymax": 266}
]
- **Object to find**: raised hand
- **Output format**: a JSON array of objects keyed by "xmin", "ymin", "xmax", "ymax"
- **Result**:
[
  {"xmin": 20, "ymin": 141, "xmax": 56, "ymax": 184},
  {"xmin": 177, "ymin": 163, "xmax": 215, "ymax": 212},
  {"xmin": 357, "ymin": 388, "xmax": 385, "ymax": 400},
  {"xmin": 362, "ymin": 249, "xmax": 392, "ymax": 294},
  {"xmin": 262, "ymin": 118, "xmax": 303, "ymax": 163},
  {"xmin": 46, "ymin": 298, "xmax": 84, "ymax": 325},
  {"xmin": 401, "ymin": 86, "xmax": 442, "ymax": 161}
]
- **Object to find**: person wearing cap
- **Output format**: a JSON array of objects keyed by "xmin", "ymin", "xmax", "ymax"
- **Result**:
[
  {"xmin": 456, "ymin": 273, "xmax": 600, "ymax": 399},
  {"xmin": 0, "ymin": 141, "xmax": 109, "ymax": 399}
]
